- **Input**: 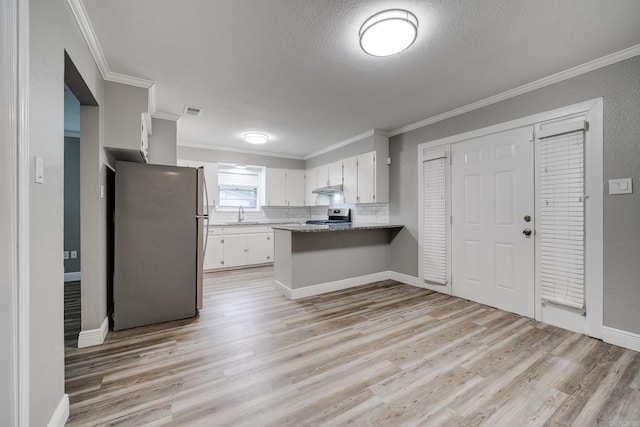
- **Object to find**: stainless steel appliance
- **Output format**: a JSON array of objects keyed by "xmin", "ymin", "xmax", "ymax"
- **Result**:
[
  {"xmin": 306, "ymin": 208, "xmax": 351, "ymax": 225},
  {"xmin": 112, "ymin": 161, "xmax": 209, "ymax": 331}
]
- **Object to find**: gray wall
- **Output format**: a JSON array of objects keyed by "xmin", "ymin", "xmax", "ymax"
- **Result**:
[
  {"xmin": 179, "ymin": 145, "xmax": 305, "ymax": 169},
  {"xmin": 30, "ymin": 0, "xmax": 105, "ymax": 424},
  {"xmin": 64, "ymin": 137, "xmax": 81, "ymax": 272},
  {"xmin": 148, "ymin": 118, "xmax": 177, "ymax": 165},
  {"xmin": 0, "ymin": 0, "xmax": 16, "ymax": 422},
  {"xmin": 389, "ymin": 55, "xmax": 640, "ymax": 335}
]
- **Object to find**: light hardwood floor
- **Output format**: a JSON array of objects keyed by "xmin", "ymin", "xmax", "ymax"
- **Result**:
[{"xmin": 65, "ymin": 266, "xmax": 640, "ymax": 426}]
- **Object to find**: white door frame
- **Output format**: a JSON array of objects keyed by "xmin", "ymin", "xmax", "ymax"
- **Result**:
[
  {"xmin": 418, "ymin": 98, "xmax": 603, "ymax": 339},
  {"xmin": 3, "ymin": 0, "xmax": 31, "ymax": 424}
]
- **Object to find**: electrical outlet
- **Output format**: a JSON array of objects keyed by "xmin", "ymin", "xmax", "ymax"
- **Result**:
[
  {"xmin": 70, "ymin": 251, "xmax": 78, "ymax": 259},
  {"xmin": 63, "ymin": 251, "xmax": 69, "ymax": 260}
]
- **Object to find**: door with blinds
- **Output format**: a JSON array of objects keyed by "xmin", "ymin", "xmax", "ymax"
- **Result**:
[
  {"xmin": 451, "ymin": 126, "xmax": 535, "ymax": 318},
  {"xmin": 421, "ymin": 149, "xmax": 449, "ymax": 287},
  {"xmin": 535, "ymin": 119, "xmax": 588, "ymax": 331}
]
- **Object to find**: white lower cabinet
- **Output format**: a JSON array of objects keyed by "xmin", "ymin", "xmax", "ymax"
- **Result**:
[
  {"xmin": 204, "ymin": 226, "xmax": 275, "ymax": 271},
  {"xmin": 203, "ymin": 228, "xmax": 224, "ymax": 270},
  {"xmin": 222, "ymin": 235, "xmax": 248, "ymax": 268}
]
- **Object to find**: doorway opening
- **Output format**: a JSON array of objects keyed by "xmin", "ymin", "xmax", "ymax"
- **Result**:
[{"xmin": 63, "ymin": 85, "xmax": 81, "ymax": 348}]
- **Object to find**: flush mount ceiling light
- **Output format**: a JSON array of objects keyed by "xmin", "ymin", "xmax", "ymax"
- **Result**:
[
  {"xmin": 243, "ymin": 132, "xmax": 269, "ymax": 144},
  {"xmin": 359, "ymin": 9, "xmax": 418, "ymax": 57}
]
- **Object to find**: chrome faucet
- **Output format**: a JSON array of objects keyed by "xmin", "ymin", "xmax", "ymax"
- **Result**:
[{"xmin": 238, "ymin": 206, "xmax": 245, "ymax": 222}]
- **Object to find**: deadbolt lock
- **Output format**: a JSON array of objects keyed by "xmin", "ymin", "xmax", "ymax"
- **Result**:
[{"xmin": 524, "ymin": 215, "xmax": 531, "ymax": 222}]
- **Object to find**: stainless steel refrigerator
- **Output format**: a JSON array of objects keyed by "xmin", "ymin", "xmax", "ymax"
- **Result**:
[{"xmin": 112, "ymin": 161, "xmax": 208, "ymax": 331}]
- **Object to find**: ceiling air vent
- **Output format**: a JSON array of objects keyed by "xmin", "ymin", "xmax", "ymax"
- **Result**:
[{"xmin": 184, "ymin": 106, "xmax": 202, "ymax": 117}]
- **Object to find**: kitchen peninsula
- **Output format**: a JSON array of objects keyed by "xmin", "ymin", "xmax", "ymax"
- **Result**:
[{"xmin": 272, "ymin": 223, "xmax": 403, "ymax": 299}]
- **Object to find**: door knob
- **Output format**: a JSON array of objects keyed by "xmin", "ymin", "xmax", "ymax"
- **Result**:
[{"xmin": 522, "ymin": 228, "xmax": 532, "ymax": 237}]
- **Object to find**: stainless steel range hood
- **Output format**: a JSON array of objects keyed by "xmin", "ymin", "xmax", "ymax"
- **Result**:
[{"xmin": 312, "ymin": 184, "xmax": 343, "ymax": 194}]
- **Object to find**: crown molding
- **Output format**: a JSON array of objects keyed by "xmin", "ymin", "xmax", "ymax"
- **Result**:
[
  {"xmin": 66, "ymin": 0, "xmax": 109, "ymax": 79},
  {"xmin": 304, "ymin": 129, "xmax": 388, "ymax": 160},
  {"xmin": 67, "ymin": 0, "xmax": 153, "ymax": 89},
  {"xmin": 389, "ymin": 44, "xmax": 640, "ymax": 137},
  {"xmin": 106, "ymin": 71, "xmax": 154, "ymax": 89},
  {"xmin": 152, "ymin": 111, "xmax": 182, "ymax": 121},
  {"xmin": 179, "ymin": 141, "xmax": 305, "ymax": 160}
]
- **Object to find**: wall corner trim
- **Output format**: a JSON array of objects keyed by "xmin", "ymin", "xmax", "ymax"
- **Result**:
[
  {"xmin": 77, "ymin": 316, "xmax": 109, "ymax": 348},
  {"xmin": 602, "ymin": 326, "xmax": 640, "ymax": 353},
  {"xmin": 46, "ymin": 394, "xmax": 69, "ymax": 427}
]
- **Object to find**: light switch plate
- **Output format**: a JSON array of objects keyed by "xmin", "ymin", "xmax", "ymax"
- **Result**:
[
  {"xmin": 63, "ymin": 251, "xmax": 69, "ymax": 260},
  {"xmin": 35, "ymin": 156, "xmax": 44, "ymax": 184},
  {"xmin": 609, "ymin": 178, "xmax": 633, "ymax": 195},
  {"xmin": 70, "ymin": 251, "xmax": 77, "ymax": 259}
]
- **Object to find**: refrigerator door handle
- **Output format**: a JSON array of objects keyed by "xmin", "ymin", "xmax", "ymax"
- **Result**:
[{"xmin": 200, "ymin": 168, "xmax": 210, "ymax": 258}]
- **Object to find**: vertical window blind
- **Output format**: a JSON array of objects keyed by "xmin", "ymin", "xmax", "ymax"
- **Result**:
[
  {"xmin": 538, "ymin": 122, "xmax": 586, "ymax": 309},
  {"xmin": 423, "ymin": 155, "xmax": 447, "ymax": 285}
]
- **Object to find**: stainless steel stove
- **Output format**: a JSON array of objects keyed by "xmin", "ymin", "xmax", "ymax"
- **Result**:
[{"xmin": 306, "ymin": 208, "xmax": 351, "ymax": 225}]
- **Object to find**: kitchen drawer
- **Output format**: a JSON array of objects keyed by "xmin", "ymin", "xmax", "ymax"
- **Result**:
[
  {"xmin": 207, "ymin": 227, "xmax": 223, "ymax": 236},
  {"xmin": 224, "ymin": 226, "xmax": 272, "ymax": 235}
]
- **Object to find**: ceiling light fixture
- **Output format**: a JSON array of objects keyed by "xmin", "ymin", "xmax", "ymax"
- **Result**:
[
  {"xmin": 359, "ymin": 9, "xmax": 418, "ymax": 57},
  {"xmin": 243, "ymin": 132, "xmax": 269, "ymax": 144}
]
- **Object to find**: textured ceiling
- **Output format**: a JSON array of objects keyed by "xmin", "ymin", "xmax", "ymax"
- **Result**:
[{"xmin": 81, "ymin": 0, "xmax": 640, "ymax": 158}]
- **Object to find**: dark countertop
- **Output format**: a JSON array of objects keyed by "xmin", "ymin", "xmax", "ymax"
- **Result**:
[{"xmin": 271, "ymin": 223, "xmax": 404, "ymax": 233}]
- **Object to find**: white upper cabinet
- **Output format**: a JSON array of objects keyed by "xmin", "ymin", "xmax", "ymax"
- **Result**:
[
  {"xmin": 287, "ymin": 169, "xmax": 305, "ymax": 206},
  {"xmin": 202, "ymin": 162, "xmax": 219, "ymax": 208},
  {"xmin": 305, "ymin": 167, "xmax": 318, "ymax": 206},
  {"xmin": 328, "ymin": 161, "xmax": 343, "ymax": 187},
  {"xmin": 304, "ymin": 132, "xmax": 389, "ymax": 204},
  {"xmin": 342, "ymin": 157, "xmax": 358, "ymax": 204},
  {"xmin": 265, "ymin": 168, "xmax": 287, "ymax": 206},
  {"xmin": 357, "ymin": 152, "xmax": 376, "ymax": 203},
  {"xmin": 265, "ymin": 168, "xmax": 305, "ymax": 206},
  {"xmin": 178, "ymin": 160, "xmax": 218, "ymax": 208}
]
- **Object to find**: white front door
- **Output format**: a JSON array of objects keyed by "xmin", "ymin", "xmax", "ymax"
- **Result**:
[{"xmin": 451, "ymin": 126, "xmax": 535, "ymax": 318}]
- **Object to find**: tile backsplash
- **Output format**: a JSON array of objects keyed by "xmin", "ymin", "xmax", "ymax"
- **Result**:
[{"xmin": 208, "ymin": 203, "xmax": 389, "ymax": 224}]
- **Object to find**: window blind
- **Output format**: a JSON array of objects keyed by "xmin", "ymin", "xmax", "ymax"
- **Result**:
[
  {"xmin": 538, "ymin": 126, "xmax": 585, "ymax": 309},
  {"xmin": 218, "ymin": 168, "xmax": 259, "ymax": 188},
  {"xmin": 423, "ymin": 156, "xmax": 447, "ymax": 285}
]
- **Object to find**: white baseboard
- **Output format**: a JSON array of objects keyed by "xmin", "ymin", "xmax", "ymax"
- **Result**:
[
  {"xmin": 47, "ymin": 393, "xmax": 69, "ymax": 427},
  {"xmin": 388, "ymin": 271, "xmax": 452, "ymax": 294},
  {"xmin": 275, "ymin": 271, "xmax": 391, "ymax": 300},
  {"xmin": 274, "ymin": 280, "xmax": 293, "ymax": 299},
  {"xmin": 275, "ymin": 271, "xmax": 450, "ymax": 300},
  {"xmin": 64, "ymin": 271, "xmax": 81, "ymax": 282},
  {"xmin": 602, "ymin": 326, "xmax": 640, "ymax": 353},
  {"xmin": 77, "ymin": 316, "xmax": 109, "ymax": 348},
  {"xmin": 388, "ymin": 271, "xmax": 422, "ymax": 287}
]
